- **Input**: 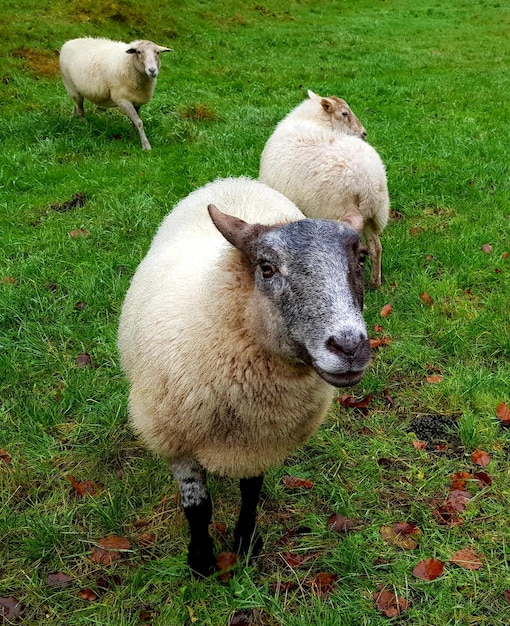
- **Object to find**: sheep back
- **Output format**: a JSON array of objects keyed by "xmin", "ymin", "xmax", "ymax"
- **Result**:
[{"xmin": 118, "ymin": 177, "xmax": 336, "ymax": 478}]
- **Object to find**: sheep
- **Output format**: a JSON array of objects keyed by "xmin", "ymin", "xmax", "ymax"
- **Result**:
[
  {"xmin": 59, "ymin": 37, "xmax": 172, "ymax": 150},
  {"xmin": 118, "ymin": 176, "xmax": 371, "ymax": 577},
  {"xmin": 259, "ymin": 89, "xmax": 390, "ymax": 288}
]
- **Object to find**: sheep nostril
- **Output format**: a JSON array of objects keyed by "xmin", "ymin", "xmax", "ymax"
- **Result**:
[{"xmin": 326, "ymin": 334, "xmax": 364, "ymax": 358}]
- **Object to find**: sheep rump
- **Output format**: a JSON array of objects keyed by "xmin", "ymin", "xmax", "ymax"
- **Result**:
[{"xmin": 259, "ymin": 90, "xmax": 390, "ymax": 288}]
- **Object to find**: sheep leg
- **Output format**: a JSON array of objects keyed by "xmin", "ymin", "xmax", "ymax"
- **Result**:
[
  {"xmin": 71, "ymin": 93, "xmax": 85, "ymax": 118},
  {"xmin": 117, "ymin": 100, "xmax": 152, "ymax": 150},
  {"xmin": 171, "ymin": 457, "xmax": 216, "ymax": 577},
  {"xmin": 234, "ymin": 474, "xmax": 264, "ymax": 558},
  {"xmin": 363, "ymin": 223, "xmax": 383, "ymax": 289}
]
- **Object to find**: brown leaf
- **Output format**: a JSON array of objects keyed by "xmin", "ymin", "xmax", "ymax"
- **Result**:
[
  {"xmin": 76, "ymin": 353, "xmax": 93, "ymax": 367},
  {"xmin": 0, "ymin": 597, "xmax": 23, "ymax": 620},
  {"xmin": 46, "ymin": 572, "xmax": 73, "ymax": 587},
  {"xmin": 216, "ymin": 551, "xmax": 237, "ymax": 582},
  {"xmin": 373, "ymin": 584, "xmax": 410, "ymax": 617},
  {"xmin": 276, "ymin": 526, "xmax": 311, "ymax": 546},
  {"xmin": 91, "ymin": 535, "xmax": 131, "ymax": 565},
  {"xmin": 450, "ymin": 471, "xmax": 472, "ymax": 491},
  {"xmin": 412, "ymin": 558, "xmax": 445, "ymax": 580},
  {"xmin": 310, "ymin": 572, "xmax": 338, "ymax": 596},
  {"xmin": 281, "ymin": 552, "xmax": 306, "ymax": 568},
  {"xmin": 380, "ymin": 523, "xmax": 421, "ymax": 550},
  {"xmin": 496, "ymin": 402, "xmax": 510, "ymax": 426},
  {"xmin": 471, "ymin": 449, "xmax": 491, "ymax": 467},
  {"xmin": 327, "ymin": 513, "xmax": 357, "ymax": 533},
  {"xmin": 419, "ymin": 292, "xmax": 434, "ymax": 306},
  {"xmin": 67, "ymin": 474, "xmax": 102, "ymax": 497},
  {"xmin": 474, "ymin": 471, "xmax": 492, "ymax": 487},
  {"xmin": 449, "ymin": 548, "xmax": 483, "ymax": 570},
  {"xmin": 505, "ymin": 589, "xmax": 510, "ymax": 605},
  {"xmin": 282, "ymin": 475, "xmax": 314, "ymax": 490},
  {"xmin": 0, "ymin": 449, "xmax": 12, "ymax": 466},
  {"xmin": 338, "ymin": 393, "xmax": 373, "ymax": 415},
  {"xmin": 270, "ymin": 580, "xmax": 298, "ymax": 594},
  {"xmin": 426, "ymin": 375, "xmax": 444, "ymax": 384},
  {"xmin": 502, "ymin": 251, "xmax": 509, "ymax": 259},
  {"xmin": 1, "ymin": 276, "xmax": 16, "ymax": 284},
  {"xmin": 447, "ymin": 489, "xmax": 472, "ymax": 513},
  {"xmin": 78, "ymin": 588, "xmax": 99, "ymax": 602},
  {"xmin": 382, "ymin": 389, "xmax": 395, "ymax": 406},
  {"xmin": 370, "ymin": 337, "xmax": 392, "ymax": 349},
  {"xmin": 211, "ymin": 522, "xmax": 227, "ymax": 540},
  {"xmin": 409, "ymin": 226, "xmax": 423, "ymax": 237},
  {"xmin": 373, "ymin": 324, "xmax": 383, "ymax": 333},
  {"xmin": 380, "ymin": 303, "xmax": 393, "ymax": 318},
  {"xmin": 412, "ymin": 440, "xmax": 427, "ymax": 449},
  {"xmin": 69, "ymin": 228, "xmax": 91, "ymax": 238},
  {"xmin": 481, "ymin": 243, "xmax": 493, "ymax": 254}
]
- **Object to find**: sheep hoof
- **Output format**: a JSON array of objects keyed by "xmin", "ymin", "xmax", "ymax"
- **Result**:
[
  {"xmin": 188, "ymin": 538, "xmax": 216, "ymax": 578},
  {"xmin": 234, "ymin": 531, "xmax": 263, "ymax": 560}
]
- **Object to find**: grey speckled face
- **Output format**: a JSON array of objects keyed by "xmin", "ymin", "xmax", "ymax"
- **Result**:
[{"xmin": 254, "ymin": 219, "xmax": 371, "ymax": 387}]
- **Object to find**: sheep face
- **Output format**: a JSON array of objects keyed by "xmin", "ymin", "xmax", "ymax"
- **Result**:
[
  {"xmin": 307, "ymin": 90, "xmax": 366, "ymax": 139},
  {"xmin": 208, "ymin": 206, "xmax": 371, "ymax": 387},
  {"xmin": 126, "ymin": 41, "xmax": 172, "ymax": 78}
]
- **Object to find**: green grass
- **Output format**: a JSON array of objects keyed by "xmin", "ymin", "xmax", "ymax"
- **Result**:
[{"xmin": 1, "ymin": 0, "xmax": 510, "ymax": 624}]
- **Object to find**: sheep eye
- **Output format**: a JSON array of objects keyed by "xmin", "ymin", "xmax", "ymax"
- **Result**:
[
  {"xmin": 358, "ymin": 250, "xmax": 369, "ymax": 266},
  {"xmin": 259, "ymin": 261, "xmax": 276, "ymax": 278},
  {"xmin": 342, "ymin": 111, "xmax": 350, "ymax": 119}
]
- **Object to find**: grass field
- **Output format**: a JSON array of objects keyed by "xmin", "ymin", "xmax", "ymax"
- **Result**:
[{"xmin": 1, "ymin": 0, "xmax": 510, "ymax": 624}]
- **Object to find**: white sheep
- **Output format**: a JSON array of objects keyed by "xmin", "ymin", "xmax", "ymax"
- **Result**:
[
  {"xmin": 59, "ymin": 37, "xmax": 172, "ymax": 150},
  {"xmin": 118, "ymin": 176, "xmax": 371, "ymax": 577},
  {"xmin": 259, "ymin": 90, "xmax": 390, "ymax": 288}
]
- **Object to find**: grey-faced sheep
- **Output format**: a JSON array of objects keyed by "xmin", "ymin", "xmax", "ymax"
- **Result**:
[
  {"xmin": 59, "ymin": 37, "xmax": 172, "ymax": 150},
  {"xmin": 118, "ymin": 176, "xmax": 371, "ymax": 577},
  {"xmin": 259, "ymin": 90, "xmax": 390, "ymax": 288}
]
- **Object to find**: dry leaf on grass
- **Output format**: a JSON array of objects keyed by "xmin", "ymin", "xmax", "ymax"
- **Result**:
[
  {"xmin": 471, "ymin": 449, "xmax": 491, "ymax": 467},
  {"xmin": 67, "ymin": 474, "xmax": 102, "ymax": 497},
  {"xmin": 380, "ymin": 303, "xmax": 393, "ymax": 318},
  {"xmin": 412, "ymin": 558, "xmax": 445, "ymax": 580},
  {"xmin": 281, "ymin": 475, "xmax": 314, "ymax": 489},
  {"xmin": 216, "ymin": 551, "xmax": 237, "ymax": 582},
  {"xmin": 420, "ymin": 292, "xmax": 434, "ymax": 306},
  {"xmin": 46, "ymin": 572, "xmax": 73, "ymax": 587},
  {"xmin": 373, "ymin": 584, "xmax": 410, "ymax": 617},
  {"xmin": 380, "ymin": 522, "xmax": 422, "ymax": 550},
  {"xmin": 0, "ymin": 597, "xmax": 23, "ymax": 620},
  {"xmin": 496, "ymin": 402, "xmax": 510, "ymax": 426},
  {"xmin": 327, "ymin": 513, "xmax": 358, "ymax": 533},
  {"xmin": 91, "ymin": 535, "xmax": 131, "ymax": 565},
  {"xmin": 449, "ymin": 548, "xmax": 483, "ymax": 570}
]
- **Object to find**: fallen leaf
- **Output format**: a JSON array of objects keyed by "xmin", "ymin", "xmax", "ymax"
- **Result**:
[
  {"xmin": 481, "ymin": 243, "xmax": 493, "ymax": 254},
  {"xmin": 76, "ymin": 353, "xmax": 93, "ymax": 367},
  {"xmin": 426, "ymin": 375, "xmax": 444, "ymax": 384},
  {"xmin": 327, "ymin": 513, "xmax": 357, "ymax": 533},
  {"xmin": 373, "ymin": 324, "xmax": 383, "ymax": 333},
  {"xmin": 380, "ymin": 303, "xmax": 393, "ymax": 318},
  {"xmin": 69, "ymin": 228, "xmax": 91, "ymax": 238},
  {"xmin": 338, "ymin": 393, "xmax": 373, "ymax": 415},
  {"xmin": 412, "ymin": 558, "xmax": 445, "ymax": 581},
  {"xmin": 382, "ymin": 389, "xmax": 395, "ymax": 406},
  {"xmin": 412, "ymin": 440, "xmax": 427, "ymax": 449},
  {"xmin": 46, "ymin": 572, "xmax": 73, "ymax": 587},
  {"xmin": 67, "ymin": 474, "xmax": 102, "ymax": 497},
  {"xmin": 450, "ymin": 471, "xmax": 472, "ymax": 491},
  {"xmin": 380, "ymin": 523, "xmax": 421, "ymax": 550},
  {"xmin": 281, "ymin": 552, "xmax": 306, "ymax": 568},
  {"xmin": 502, "ymin": 251, "xmax": 509, "ymax": 259},
  {"xmin": 270, "ymin": 580, "xmax": 298, "ymax": 594},
  {"xmin": 471, "ymin": 449, "xmax": 491, "ymax": 467},
  {"xmin": 373, "ymin": 584, "xmax": 410, "ymax": 617},
  {"xmin": 496, "ymin": 402, "xmax": 510, "ymax": 426},
  {"xmin": 140, "ymin": 608, "xmax": 158, "ymax": 623},
  {"xmin": 216, "ymin": 551, "xmax": 237, "ymax": 582},
  {"xmin": 420, "ymin": 292, "xmax": 434, "ymax": 306},
  {"xmin": 0, "ymin": 449, "xmax": 12, "ymax": 466},
  {"xmin": 474, "ymin": 471, "xmax": 492, "ymax": 487},
  {"xmin": 282, "ymin": 475, "xmax": 314, "ymax": 489},
  {"xmin": 1, "ymin": 276, "xmax": 16, "ymax": 284},
  {"xmin": 78, "ymin": 588, "xmax": 99, "ymax": 602},
  {"xmin": 447, "ymin": 489, "xmax": 472, "ymax": 513},
  {"xmin": 505, "ymin": 589, "xmax": 510, "ymax": 605},
  {"xmin": 96, "ymin": 575, "xmax": 121, "ymax": 591},
  {"xmin": 91, "ymin": 535, "xmax": 131, "ymax": 565},
  {"xmin": 409, "ymin": 227, "xmax": 423, "ymax": 237},
  {"xmin": 370, "ymin": 337, "xmax": 392, "ymax": 349},
  {"xmin": 276, "ymin": 526, "xmax": 311, "ymax": 546},
  {"xmin": 449, "ymin": 548, "xmax": 483, "ymax": 570},
  {"xmin": 211, "ymin": 522, "xmax": 227, "ymax": 540},
  {"xmin": 0, "ymin": 597, "xmax": 23, "ymax": 620},
  {"xmin": 310, "ymin": 572, "xmax": 338, "ymax": 596}
]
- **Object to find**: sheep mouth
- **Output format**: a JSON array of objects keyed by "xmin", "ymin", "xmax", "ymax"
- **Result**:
[{"xmin": 314, "ymin": 366, "xmax": 366, "ymax": 388}]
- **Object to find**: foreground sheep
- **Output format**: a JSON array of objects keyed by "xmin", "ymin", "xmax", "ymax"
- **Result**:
[
  {"xmin": 118, "ymin": 177, "xmax": 371, "ymax": 576},
  {"xmin": 259, "ymin": 90, "xmax": 389, "ymax": 288},
  {"xmin": 59, "ymin": 37, "xmax": 172, "ymax": 150}
]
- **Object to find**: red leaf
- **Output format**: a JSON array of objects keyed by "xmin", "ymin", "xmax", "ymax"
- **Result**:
[
  {"xmin": 449, "ymin": 548, "xmax": 483, "ymax": 570},
  {"xmin": 370, "ymin": 337, "xmax": 392, "ymax": 349},
  {"xmin": 0, "ymin": 597, "xmax": 23, "ymax": 620},
  {"xmin": 282, "ymin": 475, "xmax": 314, "ymax": 489},
  {"xmin": 338, "ymin": 393, "xmax": 373, "ymax": 415},
  {"xmin": 216, "ymin": 551, "xmax": 237, "ymax": 582},
  {"xmin": 373, "ymin": 585, "xmax": 410, "ymax": 617},
  {"xmin": 505, "ymin": 589, "xmax": 510, "ymax": 605},
  {"xmin": 412, "ymin": 440, "xmax": 427, "ymax": 449},
  {"xmin": 327, "ymin": 513, "xmax": 357, "ymax": 533},
  {"xmin": 310, "ymin": 572, "xmax": 338, "ymax": 596},
  {"xmin": 474, "ymin": 471, "xmax": 492, "ymax": 487},
  {"xmin": 447, "ymin": 489, "xmax": 472, "ymax": 513},
  {"xmin": 78, "ymin": 588, "xmax": 99, "ymax": 602},
  {"xmin": 412, "ymin": 558, "xmax": 445, "ymax": 580},
  {"xmin": 380, "ymin": 303, "xmax": 393, "ymax": 318},
  {"xmin": 67, "ymin": 474, "xmax": 102, "ymax": 497},
  {"xmin": 426, "ymin": 375, "xmax": 444, "ymax": 384},
  {"xmin": 450, "ymin": 471, "xmax": 472, "ymax": 491},
  {"xmin": 46, "ymin": 572, "xmax": 73, "ymax": 587},
  {"xmin": 69, "ymin": 228, "xmax": 91, "ymax": 238},
  {"xmin": 481, "ymin": 243, "xmax": 493, "ymax": 254},
  {"xmin": 419, "ymin": 292, "xmax": 434, "ymax": 306},
  {"xmin": 496, "ymin": 402, "xmax": 510, "ymax": 426},
  {"xmin": 91, "ymin": 535, "xmax": 130, "ymax": 565},
  {"xmin": 471, "ymin": 449, "xmax": 491, "ymax": 467},
  {"xmin": 76, "ymin": 353, "xmax": 93, "ymax": 367},
  {"xmin": 281, "ymin": 552, "xmax": 305, "ymax": 568},
  {"xmin": 373, "ymin": 324, "xmax": 383, "ymax": 333},
  {"xmin": 0, "ymin": 449, "xmax": 12, "ymax": 466}
]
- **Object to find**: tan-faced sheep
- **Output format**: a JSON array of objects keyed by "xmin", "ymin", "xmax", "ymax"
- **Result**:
[
  {"xmin": 259, "ymin": 90, "xmax": 389, "ymax": 288},
  {"xmin": 59, "ymin": 37, "xmax": 172, "ymax": 150},
  {"xmin": 118, "ymin": 176, "xmax": 371, "ymax": 577}
]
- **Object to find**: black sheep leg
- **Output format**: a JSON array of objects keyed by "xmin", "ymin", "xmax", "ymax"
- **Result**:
[
  {"xmin": 171, "ymin": 457, "xmax": 215, "ymax": 577},
  {"xmin": 234, "ymin": 474, "xmax": 264, "ymax": 558}
]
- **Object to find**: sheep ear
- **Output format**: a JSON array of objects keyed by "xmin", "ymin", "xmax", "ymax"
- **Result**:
[
  {"xmin": 208, "ymin": 204, "xmax": 271, "ymax": 262},
  {"xmin": 307, "ymin": 89, "xmax": 319, "ymax": 99},
  {"xmin": 126, "ymin": 48, "xmax": 137, "ymax": 55},
  {"xmin": 320, "ymin": 98, "xmax": 334, "ymax": 114},
  {"xmin": 340, "ymin": 200, "xmax": 364, "ymax": 234},
  {"xmin": 158, "ymin": 46, "xmax": 173, "ymax": 53}
]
